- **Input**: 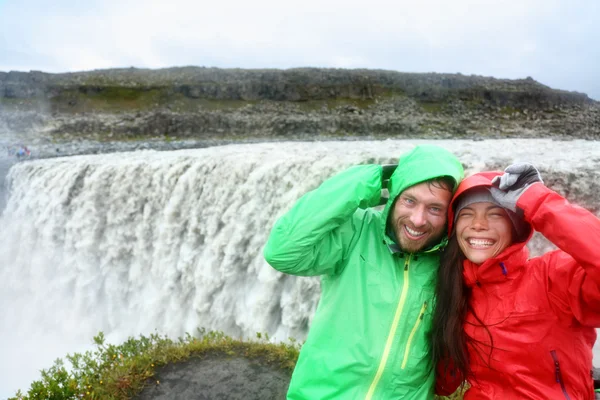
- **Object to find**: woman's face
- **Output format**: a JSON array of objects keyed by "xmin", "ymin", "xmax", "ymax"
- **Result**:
[{"xmin": 455, "ymin": 202, "xmax": 514, "ymax": 265}]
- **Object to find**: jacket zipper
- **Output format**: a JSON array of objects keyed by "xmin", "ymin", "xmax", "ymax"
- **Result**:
[
  {"xmin": 550, "ymin": 350, "xmax": 571, "ymax": 400},
  {"xmin": 401, "ymin": 301, "xmax": 428, "ymax": 369},
  {"xmin": 365, "ymin": 254, "xmax": 412, "ymax": 400}
]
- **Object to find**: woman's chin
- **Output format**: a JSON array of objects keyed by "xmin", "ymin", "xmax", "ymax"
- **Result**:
[{"xmin": 464, "ymin": 250, "xmax": 493, "ymax": 265}]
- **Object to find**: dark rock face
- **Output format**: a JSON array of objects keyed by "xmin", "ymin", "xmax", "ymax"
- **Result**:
[
  {"xmin": 0, "ymin": 68, "xmax": 593, "ymax": 105},
  {"xmin": 135, "ymin": 355, "xmax": 290, "ymax": 400},
  {"xmin": 1, "ymin": 67, "xmax": 599, "ymax": 142}
]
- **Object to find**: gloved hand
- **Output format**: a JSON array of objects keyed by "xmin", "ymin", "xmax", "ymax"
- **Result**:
[
  {"xmin": 379, "ymin": 164, "xmax": 397, "ymax": 206},
  {"xmin": 381, "ymin": 164, "xmax": 397, "ymax": 189},
  {"xmin": 490, "ymin": 163, "xmax": 543, "ymax": 212}
]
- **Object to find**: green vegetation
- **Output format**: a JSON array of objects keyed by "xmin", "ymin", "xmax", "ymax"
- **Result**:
[
  {"xmin": 419, "ymin": 101, "xmax": 445, "ymax": 114},
  {"xmin": 10, "ymin": 328, "xmax": 466, "ymax": 400},
  {"xmin": 293, "ymin": 97, "xmax": 377, "ymax": 112},
  {"xmin": 498, "ymin": 106, "xmax": 522, "ymax": 115},
  {"xmin": 1, "ymin": 87, "xmax": 263, "ymax": 114},
  {"xmin": 10, "ymin": 330, "xmax": 300, "ymax": 400},
  {"xmin": 1, "ymin": 82, "xmax": 402, "ymax": 115},
  {"xmin": 0, "ymin": 97, "xmax": 49, "ymax": 112},
  {"xmin": 50, "ymin": 87, "xmax": 163, "ymax": 113}
]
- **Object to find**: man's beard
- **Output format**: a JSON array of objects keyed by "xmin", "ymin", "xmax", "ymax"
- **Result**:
[{"xmin": 395, "ymin": 221, "xmax": 446, "ymax": 253}]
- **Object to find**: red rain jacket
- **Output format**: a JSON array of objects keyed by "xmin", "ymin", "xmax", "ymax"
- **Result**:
[{"xmin": 441, "ymin": 172, "xmax": 600, "ymax": 399}]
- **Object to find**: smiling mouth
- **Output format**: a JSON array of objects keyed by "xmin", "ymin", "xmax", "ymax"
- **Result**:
[
  {"xmin": 467, "ymin": 238, "xmax": 495, "ymax": 248},
  {"xmin": 404, "ymin": 225, "xmax": 426, "ymax": 239}
]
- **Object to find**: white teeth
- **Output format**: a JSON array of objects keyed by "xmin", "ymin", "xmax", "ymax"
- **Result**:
[
  {"xmin": 405, "ymin": 226, "xmax": 426, "ymax": 237},
  {"xmin": 469, "ymin": 239, "xmax": 494, "ymax": 247}
]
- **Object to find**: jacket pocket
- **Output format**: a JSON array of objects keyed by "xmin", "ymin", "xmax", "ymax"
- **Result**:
[
  {"xmin": 363, "ymin": 254, "xmax": 395, "ymax": 305},
  {"xmin": 401, "ymin": 301, "xmax": 428, "ymax": 370},
  {"xmin": 550, "ymin": 350, "xmax": 572, "ymax": 400}
]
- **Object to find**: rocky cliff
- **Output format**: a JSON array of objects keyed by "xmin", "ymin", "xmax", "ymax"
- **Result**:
[{"xmin": 1, "ymin": 67, "xmax": 599, "ymax": 144}]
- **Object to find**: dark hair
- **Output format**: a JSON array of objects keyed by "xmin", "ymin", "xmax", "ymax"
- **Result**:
[
  {"xmin": 432, "ymin": 232, "xmax": 497, "ymax": 387},
  {"xmin": 431, "ymin": 234, "xmax": 470, "ymax": 384},
  {"xmin": 427, "ymin": 176, "xmax": 456, "ymax": 193}
]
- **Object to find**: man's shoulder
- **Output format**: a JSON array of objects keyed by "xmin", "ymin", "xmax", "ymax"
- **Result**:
[{"xmin": 353, "ymin": 207, "xmax": 384, "ymax": 226}]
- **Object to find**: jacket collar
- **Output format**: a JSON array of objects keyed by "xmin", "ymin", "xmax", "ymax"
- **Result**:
[{"xmin": 462, "ymin": 241, "xmax": 530, "ymax": 287}]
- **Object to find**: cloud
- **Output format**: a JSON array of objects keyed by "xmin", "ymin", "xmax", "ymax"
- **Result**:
[{"xmin": 0, "ymin": 0, "xmax": 598, "ymax": 99}]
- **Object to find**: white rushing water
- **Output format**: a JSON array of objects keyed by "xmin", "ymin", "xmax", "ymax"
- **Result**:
[{"xmin": 2, "ymin": 138, "xmax": 600, "ymax": 398}]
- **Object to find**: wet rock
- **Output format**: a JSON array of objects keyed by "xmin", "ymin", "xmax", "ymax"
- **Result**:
[{"xmin": 135, "ymin": 355, "xmax": 290, "ymax": 400}]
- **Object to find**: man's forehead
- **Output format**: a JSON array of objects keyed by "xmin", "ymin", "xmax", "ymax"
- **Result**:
[{"xmin": 401, "ymin": 181, "xmax": 452, "ymax": 204}]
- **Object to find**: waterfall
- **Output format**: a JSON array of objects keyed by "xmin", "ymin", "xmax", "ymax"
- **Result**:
[{"xmin": 2, "ymin": 139, "xmax": 600, "ymax": 397}]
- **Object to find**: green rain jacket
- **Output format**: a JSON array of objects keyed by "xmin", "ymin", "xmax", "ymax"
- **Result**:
[{"xmin": 264, "ymin": 145, "xmax": 464, "ymax": 400}]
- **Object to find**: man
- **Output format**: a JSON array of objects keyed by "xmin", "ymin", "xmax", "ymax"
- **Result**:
[{"xmin": 264, "ymin": 145, "xmax": 464, "ymax": 400}]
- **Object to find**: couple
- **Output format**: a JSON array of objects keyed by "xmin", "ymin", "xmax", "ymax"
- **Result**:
[{"xmin": 264, "ymin": 145, "xmax": 600, "ymax": 399}]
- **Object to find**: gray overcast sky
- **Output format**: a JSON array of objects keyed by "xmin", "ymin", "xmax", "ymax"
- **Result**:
[{"xmin": 1, "ymin": 0, "xmax": 598, "ymax": 100}]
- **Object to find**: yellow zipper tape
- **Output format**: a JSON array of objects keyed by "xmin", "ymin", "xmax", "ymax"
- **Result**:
[
  {"xmin": 401, "ymin": 301, "xmax": 428, "ymax": 369},
  {"xmin": 365, "ymin": 255, "xmax": 411, "ymax": 400}
]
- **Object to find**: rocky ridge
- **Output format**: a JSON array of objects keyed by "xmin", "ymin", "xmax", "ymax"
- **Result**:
[{"xmin": 0, "ymin": 67, "xmax": 598, "ymax": 147}]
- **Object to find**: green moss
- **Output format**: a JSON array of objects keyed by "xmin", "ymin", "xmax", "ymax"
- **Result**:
[
  {"xmin": 419, "ymin": 101, "xmax": 445, "ymax": 113},
  {"xmin": 461, "ymin": 99, "xmax": 485, "ymax": 109},
  {"xmin": 45, "ymin": 87, "xmax": 162, "ymax": 113},
  {"xmin": 498, "ymin": 106, "xmax": 521, "ymax": 115},
  {"xmin": 293, "ymin": 97, "xmax": 376, "ymax": 112},
  {"xmin": 93, "ymin": 87, "xmax": 147, "ymax": 101},
  {"xmin": 0, "ymin": 97, "xmax": 46, "ymax": 111},
  {"xmin": 2, "ymin": 84, "xmax": 402, "ymax": 115},
  {"xmin": 193, "ymin": 98, "xmax": 259, "ymax": 111}
]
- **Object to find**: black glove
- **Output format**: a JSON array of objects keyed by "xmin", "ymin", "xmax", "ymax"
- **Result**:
[
  {"xmin": 378, "ymin": 164, "xmax": 397, "ymax": 206},
  {"xmin": 381, "ymin": 164, "xmax": 397, "ymax": 189},
  {"xmin": 490, "ymin": 163, "xmax": 543, "ymax": 212}
]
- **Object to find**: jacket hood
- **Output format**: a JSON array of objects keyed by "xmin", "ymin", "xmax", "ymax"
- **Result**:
[
  {"xmin": 382, "ymin": 145, "xmax": 464, "ymax": 250},
  {"xmin": 448, "ymin": 171, "xmax": 534, "ymax": 239}
]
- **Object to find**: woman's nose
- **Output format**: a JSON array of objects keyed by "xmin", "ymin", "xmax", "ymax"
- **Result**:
[{"xmin": 470, "ymin": 215, "xmax": 488, "ymax": 230}]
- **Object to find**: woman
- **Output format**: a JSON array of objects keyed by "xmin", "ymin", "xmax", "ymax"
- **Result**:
[{"xmin": 433, "ymin": 163, "xmax": 600, "ymax": 399}]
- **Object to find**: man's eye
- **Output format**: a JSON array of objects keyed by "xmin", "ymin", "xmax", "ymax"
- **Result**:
[
  {"xmin": 404, "ymin": 198, "xmax": 415, "ymax": 204},
  {"xmin": 430, "ymin": 207, "xmax": 441, "ymax": 213}
]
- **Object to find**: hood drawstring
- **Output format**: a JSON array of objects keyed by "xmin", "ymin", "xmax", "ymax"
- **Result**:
[{"xmin": 500, "ymin": 262, "xmax": 508, "ymax": 276}]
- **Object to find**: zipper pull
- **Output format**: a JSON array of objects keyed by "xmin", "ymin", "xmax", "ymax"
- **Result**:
[
  {"xmin": 499, "ymin": 262, "xmax": 508, "ymax": 276},
  {"xmin": 419, "ymin": 302, "xmax": 428, "ymax": 320}
]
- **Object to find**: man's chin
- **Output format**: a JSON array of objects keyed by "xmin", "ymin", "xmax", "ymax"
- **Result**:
[
  {"xmin": 398, "ymin": 236, "xmax": 428, "ymax": 253},
  {"xmin": 399, "ymin": 233, "xmax": 444, "ymax": 253},
  {"xmin": 400, "ymin": 242, "xmax": 426, "ymax": 253}
]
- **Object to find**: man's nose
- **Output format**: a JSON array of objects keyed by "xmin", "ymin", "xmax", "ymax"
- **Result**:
[{"xmin": 410, "ymin": 207, "xmax": 427, "ymax": 227}]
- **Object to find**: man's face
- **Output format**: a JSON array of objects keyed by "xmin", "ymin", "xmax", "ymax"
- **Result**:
[{"xmin": 390, "ymin": 181, "xmax": 452, "ymax": 253}]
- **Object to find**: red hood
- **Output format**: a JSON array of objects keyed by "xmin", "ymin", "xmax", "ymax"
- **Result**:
[{"xmin": 447, "ymin": 171, "xmax": 503, "ymax": 236}]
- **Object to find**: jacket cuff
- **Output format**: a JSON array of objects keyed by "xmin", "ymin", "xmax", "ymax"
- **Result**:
[{"xmin": 516, "ymin": 182, "xmax": 553, "ymax": 219}]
